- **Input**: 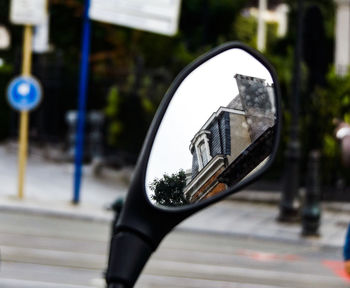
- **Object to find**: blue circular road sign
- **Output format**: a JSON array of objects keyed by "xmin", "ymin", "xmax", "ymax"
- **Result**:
[{"xmin": 7, "ymin": 76, "xmax": 42, "ymax": 111}]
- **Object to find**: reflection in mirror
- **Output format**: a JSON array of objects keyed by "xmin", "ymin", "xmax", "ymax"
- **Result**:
[{"xmin": 146, "ymin": 48, "xmax": 276, "ymax": 208}]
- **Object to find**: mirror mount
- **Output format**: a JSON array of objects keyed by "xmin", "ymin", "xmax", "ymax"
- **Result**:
[{"xmin": 106, "ymin": 167, "xmax": 196, "ymax": 287}]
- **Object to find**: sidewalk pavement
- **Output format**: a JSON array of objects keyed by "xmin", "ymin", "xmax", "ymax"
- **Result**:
[{"xmin": 0, "ymin": 144, "xmax": 349, "ymax": 248}]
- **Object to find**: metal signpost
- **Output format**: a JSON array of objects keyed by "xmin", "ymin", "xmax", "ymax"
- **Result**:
[
  {"xmin": 7, "ymin": 76, "xmax": 42, "ymax": 199},
  {"xmin": 9, "ymin": 0, "xmax": 47, "ymax": 199},
  {"xmin": 72, "ymin": 0, "xmax": 182, "ymax": 204},
  {"xmin": 73, "ymin": 0, "xmax": 91, "ymax": 204}
]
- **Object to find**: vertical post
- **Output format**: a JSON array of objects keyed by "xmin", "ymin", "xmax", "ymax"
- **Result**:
[
  {"xmin": 18, "ymin": 25, "xmax": 32, "ymax": 199},
  {"xmin": 22, "ymin": 25, "xmax": 33, "ymax": 76},
  {"xmin": 73, "ymin": 0, "xmax": 91, "ymax": 204},
  {"xmin": 278, "ymin": 0, "xmax": 303, "ymax": 222},
  {"xmin": 257, "ymin": 0, "xmax": 267, "ymax": 52},
  {"xmin": 302, "ymin": 150, "xmax": 321, "ymax": 236},
  {"xmin": 334, "ymin": 0, "xmax": 350, "ymax": 76}
]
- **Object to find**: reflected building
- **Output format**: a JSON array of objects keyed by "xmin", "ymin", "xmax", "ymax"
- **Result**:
[{"xmin": 184, "ymin": 74, "xmax": 275, "ymax": 203}]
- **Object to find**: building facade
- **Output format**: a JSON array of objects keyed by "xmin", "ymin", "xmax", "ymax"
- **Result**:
[{"xmin": 183, "ymin": 74, "xmax": 275, "ymax": 203}]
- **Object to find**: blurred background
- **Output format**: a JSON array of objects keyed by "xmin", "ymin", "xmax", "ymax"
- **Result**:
[
  {"xmin": 0, "ymin": 0, "xmax": 347, "ymax": 194},
  {"xmin": 1, "ymin": 0, "xmax": 350, "ymax": 287}
]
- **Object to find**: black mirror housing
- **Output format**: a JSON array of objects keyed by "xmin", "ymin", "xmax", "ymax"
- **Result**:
[{"xmin": 106, "ymin": 42, "xmax": 282, "ymax": 287}]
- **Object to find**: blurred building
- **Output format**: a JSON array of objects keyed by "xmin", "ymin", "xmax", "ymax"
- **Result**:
[
  {"xmin": 335, "ymin": 0, "xmax": 350, "ymax": 75},
  {"xmin": 245, "ymin": 1, "xmax": 289, "ymax": 51},
  {"xmin": 248, "ymin": 2, "xmax": 289, "ymax": 37},
  {"xmin": 184, "ymin": 74, "xmax": 275, "ymax": 203}
]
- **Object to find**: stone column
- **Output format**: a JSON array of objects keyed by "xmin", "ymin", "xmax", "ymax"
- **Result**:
[
  {"xmin": 257, "ymin": 0, "xmax": 267, "ymax": 52},
  {"xmin": 335, "ymin": 0, "xmax": 350, "ymax": 76}
]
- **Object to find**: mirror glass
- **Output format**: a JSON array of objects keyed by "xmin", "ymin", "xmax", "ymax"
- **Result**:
[{"xmin": 145, "ymin": 48, "xmax": 277, "ymax": 208}]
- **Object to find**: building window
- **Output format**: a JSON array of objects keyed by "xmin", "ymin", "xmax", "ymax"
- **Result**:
[
  {"xmin": 199, "ymin": 141, "xmax": 209, "ymax": 167},
  {"xmin": 190, "ymin": 130, "xmax": 212, "ymax": 171},
  {"xmin": 193, "ymin": 133, "xmax": 211, "ymax": 170}
]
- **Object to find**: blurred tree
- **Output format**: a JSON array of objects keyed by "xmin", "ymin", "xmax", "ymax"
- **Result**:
[
  {"xmin": 301, "ymin": 5, "xmax": 328, "ymax": 158},
  {"xmin": 312, "ymin": 68, "xmax": 350, "ymax": 186},
  {"xmin": 0, "ymin": 1, "xmax": 16, "ymax": 140},
  {"xmin": 0, "ymin": 0, "xmax": 250, "ymax": 148},
  {"xmin": 234, "ymin": 13, "xmax": 257, "ymax": 48},
  {"xmin": 262, "ymin": 1, "xmax": 337, "ymax": 188},
  {"xmin": 180, "ymin": 0, "xmax": 246, "ymax": 49},
  {"xmin": 0, "ymin": 64, "xmax": 13, "ymax": 140},
  {"xmin": 2, "ymin": 0, "xmax": 345, "ymax": 192},
  {"xmin": 105, "ymin": 86, "xmax": 122, "ymax": 147},
  {"xmin": 98, "ymin": 0, "xmax": 248, "ymax": 154}
]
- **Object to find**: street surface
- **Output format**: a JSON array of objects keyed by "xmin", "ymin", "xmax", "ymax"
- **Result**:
[
  {"xmin": 0, "ymin": 144, "xmax": 129, "ymax": 207},
  {"xmin": 0, "ymin": 210, "xmax": 347, "ymax": 288}
]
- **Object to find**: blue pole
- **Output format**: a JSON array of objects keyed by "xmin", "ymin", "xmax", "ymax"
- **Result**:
[{"xmin": 73, "ymin": 0, "xmax": 91, "ymax": 204}]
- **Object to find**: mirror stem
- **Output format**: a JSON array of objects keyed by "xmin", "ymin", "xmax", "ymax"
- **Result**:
[
  {"xmin": 108, "ymin": 284, "xmax": 128, "ymax": 288},
  {"xmin": 106, "ymin": 231, "xmax": 154, "ymax": 287}
]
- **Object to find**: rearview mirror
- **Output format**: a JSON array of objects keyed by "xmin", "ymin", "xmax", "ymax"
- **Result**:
[
  {"xmin": 146, "ymin": 47, "xmax": 277, "ymax": 208},
  {"xmin": 106, "ymin": 42, "xmax": 281, "ymax": 288}
]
